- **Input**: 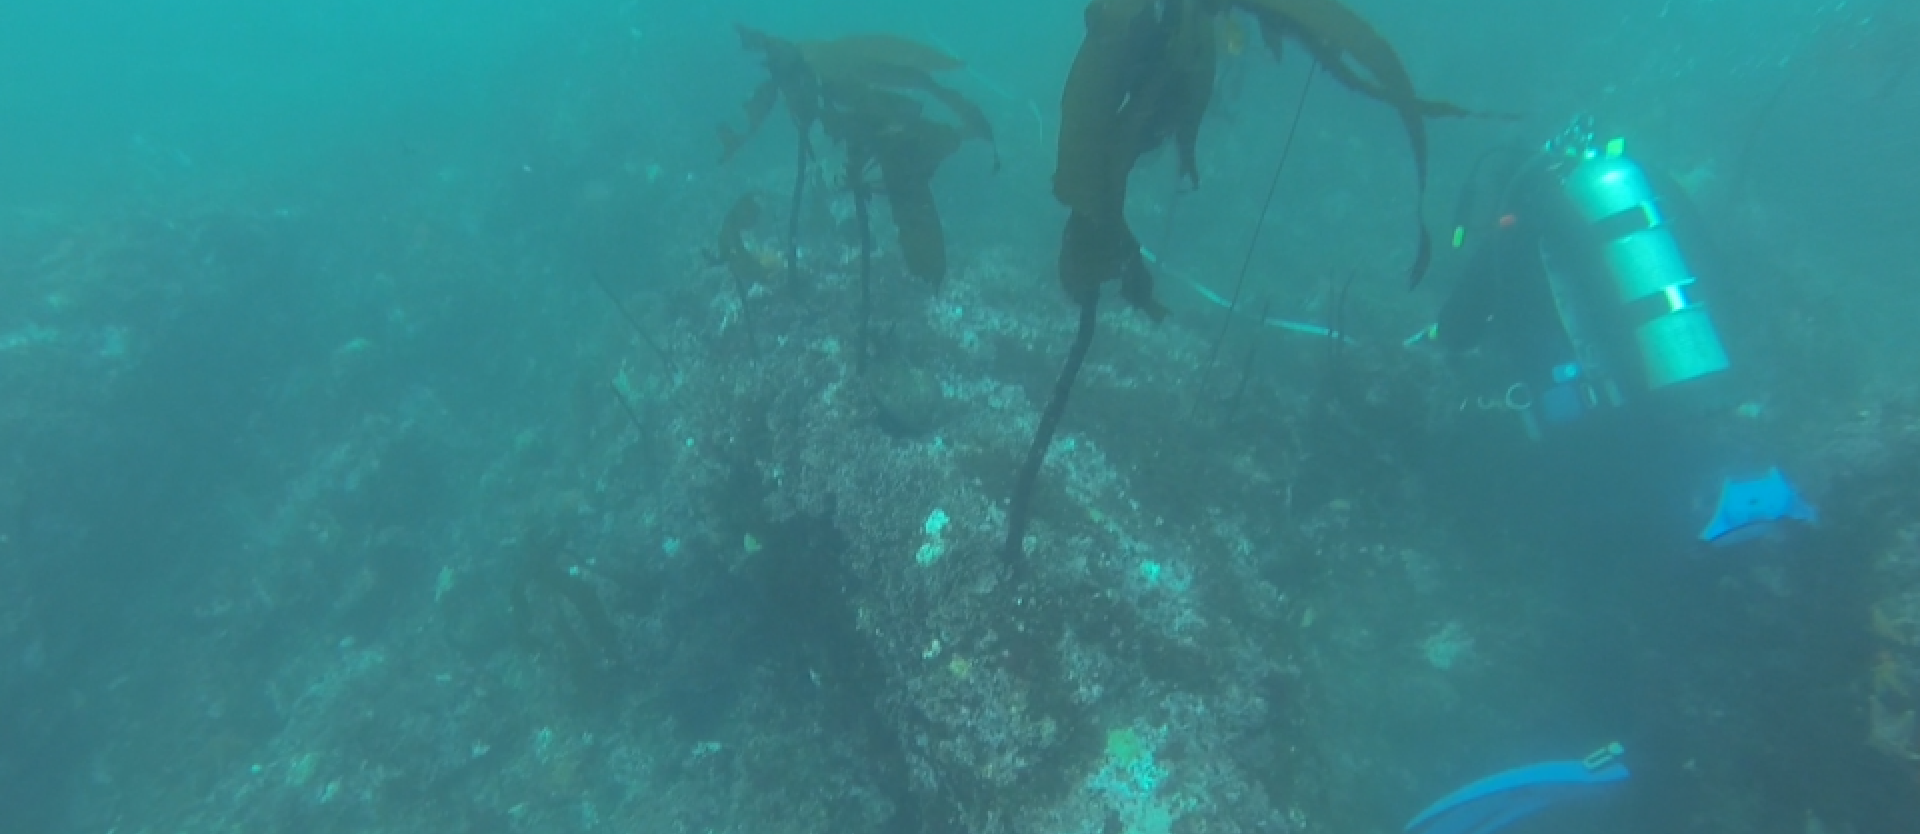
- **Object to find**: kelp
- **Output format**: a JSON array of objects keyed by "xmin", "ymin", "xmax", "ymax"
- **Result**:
[
  {"xmin": 720, "ymin": 27, "xmax": 816, "ymax": 165},
  {"xmin": 1238, "ymin": 0, "xmax": 1478, "ymax": 151},
  {"xmin": 707, "ymin": 193, "xmax": 768, "ymax": 282},
  {"xmin": 1010, "ymin": 0, "xmax": 1199, "ymax": 559},
  {"xmin": 704, "ymin": 194, "xmax": 766, "ymax": 356},
  {"xmin": 823, "ymin": 85, "xmax": 971, "ymax": 368},
  {"xmin": 1051, "ymin": 0, "xmax": 1488, "ymax": 302},
  {"xmin": 807, "ymin": 34, "xmax": 997, "ymax": 285},
  {"xmin": 511, "ymin": 528, "xmax": 622, "ymax": 706},
  {"xmin": 720, "ymin": 24, "xmax": 998, "ymax": 290},
  {"xmin": 801, "ymin": 34, "xmax": 964, "ymax": 80},
  {"xmin": 1008, "ymin": 0, "xmax": 1480, "ymax": 560},
  {"xmin": 825, "ymin": 84, "xmax": 972, "ymax": 283},
  {"xmin": 722, "ymin": 26, "xmax": 816, "ymax": 293},
  {"xmin": 1234, "ymin": 0, "xmax": 1488, "ymax": 286},
  {"xmin": 1052, "ymin": 0, "xmax": 1217, "ymax": 318}
]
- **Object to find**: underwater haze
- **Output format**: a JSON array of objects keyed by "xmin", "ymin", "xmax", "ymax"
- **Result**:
[{"xmin": 2, "ymin": 1, "xmax": 1918, "ymax": 833}]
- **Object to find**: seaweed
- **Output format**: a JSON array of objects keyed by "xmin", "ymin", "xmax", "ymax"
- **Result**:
[
  {"xmin": 1012, "ymin": 0, "xmax": 1208, "ymax": 560},
  {"xmin": 721, "ymin": 24, "xmax": 998, "ymax": 296},
  {"xmin": 510, "ymin": 527, "xmax": 623, "ymax": 708},
  {"xmin": 706, "ymin": 192, "xmax": 768, "ymax": 282},
  {"xmin": 720, "ymin": 26, "xmax": 813, "ymax": 293},
  {"xmin": 1233, "ymin": 0, "xmax": 1497, "ymax": 287},
  {"xmin": 1004, "ymin": 294, "xmax": 1103, "ymax": 562},
  {"xmin": 704, "ymin": 193, "xmax": 766, "ymax": 357},
  {"xmin": 1052, "ymin": 0, "xmax": 1215, "ymax": 317},
  {"xmin": 826, "ymin": 84, "xmax": 972, "ymax": 284},
  {"xmin": 1008, "ymin": 0, "xmax": 1482, "ymax": 559}
]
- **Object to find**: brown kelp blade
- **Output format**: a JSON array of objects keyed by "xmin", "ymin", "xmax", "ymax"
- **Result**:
[
  {"xmin": 720, "ymin": 78, "xmax": 782, "ymax": 163},
  {"xmin": 916, "ymin": 78, "xmax": 1002, "ymax": 170},
  {"xmin": 1061, "ymin": 209, "xmax": 1167, "ymax": 320},
  {"xmin": 1236, "ymin": 0, "xmax": 1488, "ymax": 287},
  {"xmin": 722, "ymin": 25, "xmax": 822, "ymax": 158},
  {"xmin": 814, "ymin": 50, "xmax": 991, "ymax": 284},
  {"xmin": 1054, "ymin": 0, "xmax": 1216, "ymax": 316},
  {"xmin": 710, "ymin": 194, "xmax": 769, "ymax": 282},
  {"xmin": 1237, "ymin": 0, "xmax": 1463, "ymax": 108},
  {"xmin": 724, "ymin": 24, "xmax": 995, "ymax": 287},
  {"xmin": 832, "ymin": 59, "xmax": 1002, "ymax": 170},
  {"xmin": 800, "ymin": 34, "xmax": 965, "ymax": 79},
  {"xmin": 1240, "ymin": 0, "xmax": 1480, "ymax": 185},
  {"xmin": 1054, "ymin": 0, "xmax": 1148, "ymax": 215},
  {"xmin": 887, "ymin": 178, "xmax": 950, "ymax": 282},
  {"xmin": 1141, "ymin": 0, "xmax": 1220, "ymax": 190},
  {"xmin": 873, "ymin": 117, "xmax": 966, "ymax": 282},
  {"xmin": 1057, "ymin": 0, "xmax": 1213, "ymax": 209}
]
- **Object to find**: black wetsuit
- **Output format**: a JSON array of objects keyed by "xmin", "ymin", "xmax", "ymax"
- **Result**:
[{"xmin": 1436, "ymin": 155, "xmax": 1581, "ymax": 394}]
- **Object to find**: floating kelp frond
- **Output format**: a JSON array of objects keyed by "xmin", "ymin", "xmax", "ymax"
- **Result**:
[
  {"xmin": 722, "ymin": 24, "xmax": 998, "ymax": 286},
  {"xmin": 705, "ymin": 193, "xmax": 767, "ymax": 356},
  {"xmin": 1055, "ymin": 0, "xmax": 1488, "ymax": 302},
  {"xmin": 1062, "ymin": 209, "xmax": 1165, "ymax": 318},
  {"xmin": 807, "ymin": 40, "xmax": 1001, "ymax": 174},
  {"xmin": 719, "ymin": 78, "xmax": 781, "ymax": 164},
  {"xmin": 706, "ymin": 193, "xmax": 768, "ymax": 283},
  {"xmin": 826, "ymin": 87, "xmax": 977, "ymax": 284},
  {"xmin": 1238, "ymin": 0, "xmax": 1474, "ymax": 177},
  {"xmin": 825, "ymin": 87, "xmax": 968, "ymax": 283},
  {"xmin": 1011, "ymin": 0, "xmax": 1490, "ymax": 563},
  {"xmin": 800, "ymin": 34, "xmax": 965, "ymax": 78},
  {"xmin": 1055, "ymin": 0, "xmax": 1215, "ymax": 316},
  {"xmin": 724, "ymin": 25, "xmax": 997, "ymax": 167},
  {"xmin": 1009, "ymin": 0, "xmax": 1202, "ymax": 560},
  {"xmin": 1232, "ymin": 0, "xmax": 1495, "ymax": 286},
  {"xmin": 720, "ymin": 25, "xmax": 819, "ymax": 164},
  {"xmin": 912, "ymin": 79, "xmax": 1001, "ymax": 170},
  {"xmin": 723, "ymin": 24, "xmax": 821, "ymax": 292},
  {"xmin": 873, "ymin": 119, "xmax": 966, "ymax": 282}
]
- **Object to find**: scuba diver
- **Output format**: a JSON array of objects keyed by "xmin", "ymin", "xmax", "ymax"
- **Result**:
[{"xmin": 1422, "ymin": 115, "xmax": 1815, "ymax": 547}]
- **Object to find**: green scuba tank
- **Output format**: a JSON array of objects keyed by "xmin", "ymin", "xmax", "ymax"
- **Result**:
[{"xmin": 1560, "ymin": 155, "xmax": 1729, "ymax": 390}]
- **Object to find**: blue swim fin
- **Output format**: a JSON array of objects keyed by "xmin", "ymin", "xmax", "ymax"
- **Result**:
[
  {"xmin": 1699, "ymin": 468, "xmax": 1817, "ymax": 547},
  {"xmin": 1405, "ymin": 744, "xmax": 1630, "ymax": 834}
]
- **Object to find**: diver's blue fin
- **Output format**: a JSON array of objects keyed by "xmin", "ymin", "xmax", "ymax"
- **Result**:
[
  {"xmin": 1405, "ymin": 744, "xmax": 1629, "ymax": 834},
  {"xmin": 1699, "ymin": 467, "xmax": 1817, "ymax": 547}
]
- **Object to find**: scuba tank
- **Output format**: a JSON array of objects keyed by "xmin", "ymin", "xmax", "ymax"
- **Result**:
[
  {"xmin": 1440, "ymin": 117, "xmax": 1733, "ymax": 441},
  {"xmin": 1555, "ymin": 137, "xmax": 1731, "ymax": 393}
]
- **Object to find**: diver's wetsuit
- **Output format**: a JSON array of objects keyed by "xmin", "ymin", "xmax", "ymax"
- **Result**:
[
  {"xmin": 1434, "ymin": 149, "xmax": 1741, "ymax": 547},
  {"xmin": 1437, "ymin": 154, "xmax": 1580, "ymax": 392}
]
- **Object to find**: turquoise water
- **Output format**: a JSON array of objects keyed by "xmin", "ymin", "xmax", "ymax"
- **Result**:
[{"xmin": 1, "ymin": 2, "xmax": 1916, "ymax": 832}]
